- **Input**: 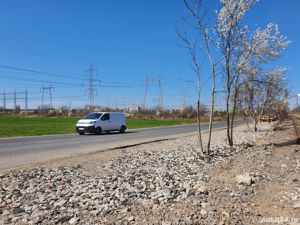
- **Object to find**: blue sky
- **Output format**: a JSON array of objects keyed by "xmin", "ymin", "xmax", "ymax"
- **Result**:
[{"xmin": 0, "ymin": 0, "xmax": 299, "ymax": 109}]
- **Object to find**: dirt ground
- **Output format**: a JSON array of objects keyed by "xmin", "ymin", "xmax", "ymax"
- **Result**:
[
  {"xmin": 41, "ymin": 120, "xmax": 300, "ymax": 224},
  {"xmin": 1, "ymin": 120, "xmax": 299, "ymax": 225},
  {"xmin": 204, "ymin": 120, "xmax": 300, "ymax": 224}
]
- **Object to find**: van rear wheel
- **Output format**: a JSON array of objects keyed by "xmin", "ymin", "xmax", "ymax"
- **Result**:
[{"xmin": 119, "ymin": 125, "xmax": 126, "ymax": 133}]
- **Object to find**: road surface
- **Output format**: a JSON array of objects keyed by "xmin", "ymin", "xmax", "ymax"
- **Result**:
[{"xmin": 0, "ymin": 120, "xmax": 243, "ymax": 171}]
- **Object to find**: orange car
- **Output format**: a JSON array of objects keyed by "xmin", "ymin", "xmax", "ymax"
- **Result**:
[{"xmin": 260, "ymin": 115, "xmax": 276, "ymax": 122}]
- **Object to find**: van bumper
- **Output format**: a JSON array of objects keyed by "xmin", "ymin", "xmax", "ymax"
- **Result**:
[{"xmin": 76, "ymin": 126, "xmax": 96, "ymax": 133}]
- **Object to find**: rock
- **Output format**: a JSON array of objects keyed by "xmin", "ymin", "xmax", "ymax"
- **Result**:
[
  {"xmin": 200, "ymin": 209, "xmax": 208, "ymax": 218},
  {"xmin": 127, "ymin": 216, "xmax": 135, "ymax": 222},
  {"xmin": 12, "ymin": 207, "xmax": 24, "ymax": 214},
  {"xmin": 221, "ymin": 210, "xmax": 230, "ymax": 219},
  {"xmin": 69, "ymin": 217, "xmax": 78, "ymax": 224},
  {"xmin": 162, "ymin": 221, "xmax": 172, "ymax": 225},
  {"xmin": 291, "ymin": 195, "xmax": 298, "ymax": 201},
  {"xmin": 293, "ymin": 201, "xmax": 300, "ymax": 209},
  {"xmin": 236, "ymin": 173, "xmax": 253, "ymax": 185},
  {"xmin": 57, "ymin": 215, "xmax": 73, "ymax": 223},
  {"xmin": 2, "ymin": 210, "xmax": 10, "ymax": 216},
  {"xmin": 38, "ymin": 212, "xmax": 45, "ymax": 222},
  {"xmin": 201, "ymin": 202, "xmax": 210, "ymax": 209},
  {"xmin": 11, "ymin": 217, "xmax": 21, "ymax": 223},
  {"xmin": 31, "ymin": 217, "xmax": 40, "ymax": 224},
  {"xmin": 24, "ymin": 206, "xmax": 32, "ymax": 212},
  {"xmin": 195, "ymin": 185, "xmax": 209, "ymax": 194},
  {"xmin": 0, "ymin": 173, "xmax": 5, "ymax": 178},
  {"xmin": 55, "ymin": 199, "xmax": 67, "ymax": 207}
]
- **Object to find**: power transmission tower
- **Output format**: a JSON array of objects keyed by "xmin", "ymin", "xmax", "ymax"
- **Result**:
[
  {"xmin": 41, "ymin": 86, "xmax": 54, "ymax": 109},
  {"xmin": 151, "ymin": 75, "xmax": 164, "ymax": 109},
  {"xmin": 143, "ymin": 76, "xmax": 149, "ymax": 109},
  {"xmin": 0, "ymin": 90, "xmax": 28, "ymax": 112},
  {"xmin": 158, "ymin": 75, "xmax": 164, "ymax": 109},
  {"xmin": 85, "ymin": 65, "xmax": 97, "ymax": 110},
  {"xmin": 181, "ymin": 91, "xmax": 190, "ymax": 109}
]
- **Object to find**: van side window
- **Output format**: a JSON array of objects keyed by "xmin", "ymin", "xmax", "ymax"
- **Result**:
[{"xmin": 101, "ymin": 113, "xmax": 110, "ymax": 121}]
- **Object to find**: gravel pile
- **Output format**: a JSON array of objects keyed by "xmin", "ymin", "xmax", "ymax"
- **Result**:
[{"xmin": 0, "ymin": 126, "xmax": 273, "ymax": 224}]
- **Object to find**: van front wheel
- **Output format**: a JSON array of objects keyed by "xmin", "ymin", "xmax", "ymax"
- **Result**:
[
  {"xmin": 119, "ymin": 125, "xmax": 126, "ymax": 133},
  {"xmin": 95, "ymin": 127, "xmax": 102, "ymax": 135}
]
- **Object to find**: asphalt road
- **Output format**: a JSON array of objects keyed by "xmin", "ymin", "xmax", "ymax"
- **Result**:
[{"xmin": 0, "ymin": 120, "xmax": 243, "ymax": 171}]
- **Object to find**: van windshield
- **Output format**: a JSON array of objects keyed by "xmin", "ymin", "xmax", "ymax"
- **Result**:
[{"xmin": 84, "ymin": 113, "xmax": 102, "ymax": 119}]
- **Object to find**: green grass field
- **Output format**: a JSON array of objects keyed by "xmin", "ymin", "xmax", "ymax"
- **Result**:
[{"xmin": 0, "ymin": 116, "xmax": 195, "ymax": 138}]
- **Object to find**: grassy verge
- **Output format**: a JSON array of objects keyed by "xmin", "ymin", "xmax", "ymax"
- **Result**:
[{"xmin": 0, "ymin": 116, "xmax": 195, "ymax": 138}]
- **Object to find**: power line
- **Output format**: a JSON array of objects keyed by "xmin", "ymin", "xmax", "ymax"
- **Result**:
[
  {"xmin": 0, "ymin": 64, "xmax": 131, "ymax": 86},
  {"xmin": 0, "ymin": 64, "xmax": 84, "ymax": 80},
  {"xmin": 0, "ymin": 74, "xmax": 84, "ymax": 86},
  {"xmin": 0, "ymin": 74, "xmax": 132, "ymax": 88}
]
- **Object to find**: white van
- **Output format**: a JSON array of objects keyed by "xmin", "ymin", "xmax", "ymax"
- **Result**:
[{"xmin": 76, "ymin": 112, "xmax": 127, "ymax": 135}]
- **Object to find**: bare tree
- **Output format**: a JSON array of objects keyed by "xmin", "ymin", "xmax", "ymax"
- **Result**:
[
  {"xmin": 178, "ymin": 32, "xmax": 204, "ymax": 152},
  {"xmin": 179, "ymin": 0, "xmax": 219, "ymax": 154}
]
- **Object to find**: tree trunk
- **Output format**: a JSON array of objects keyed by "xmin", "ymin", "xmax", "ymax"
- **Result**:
[
  {"xmin": 226, "ymin": 74, "xmax": 232, "ymax": 146},
  {"xmin": 197, "ymin": 100, "xmax": 203, "ymax": 153},
  {"xmin": 254, "ymin": 119, "xmax": 258, "ymax": 132},
  {"xmin": 229, "ymin": 88, "xmax": 238, "ymax": 146},
  {"xmin": 225, "ymin": 51, "xmax": 233, "ymax": 146},
  {"xmin": 226, "ymin": 95, "xmax": 233, "ymax": 146},
  {"xmin": 207, "ymin": 65, "xmax": 215, "ymax": 154}
]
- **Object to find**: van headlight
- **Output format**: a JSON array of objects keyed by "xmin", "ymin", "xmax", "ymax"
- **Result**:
[{"xmin": 89, "ymin": 121, "xmax": 96, "ymax": 125}]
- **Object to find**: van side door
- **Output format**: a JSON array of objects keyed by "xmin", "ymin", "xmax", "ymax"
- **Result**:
[{"xmin": 100, "ymin": 113, "xmax": 111, "ymax": 131}]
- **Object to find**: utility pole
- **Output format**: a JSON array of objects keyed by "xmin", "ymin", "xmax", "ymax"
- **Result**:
[
  {"xmin": 25, "ymin": 89, "xmax": 28, "ymax": 114},
  {"xmin": 157, "ymin": 75, "xmax": 164, "ymax": 109},
  {"xmin": 42, "ymin": 86, "xmax": 44, "ymax": 109},
  {"xmin": 14, "ymin": 90, "xmax": 16, "ymax": 110},
  {"xmin": 3, "ymin": 90, "xmax": 6, "ymax": 110},
  {"xmin": 85, "ymin": 65, "xmax": 97, "ymax": 110},
  {"xmin": 143, "ymin": 76, "xmax": 149, "ymax": 109}
]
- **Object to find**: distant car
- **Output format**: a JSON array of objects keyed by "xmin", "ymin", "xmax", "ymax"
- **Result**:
[
  {"xmin": 76, "ymin": 112, "xmax": 127, "ymax": 135},
  {"xmin": 260, "ymin": 115, "xmax": 277, "ymax": 122}
]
